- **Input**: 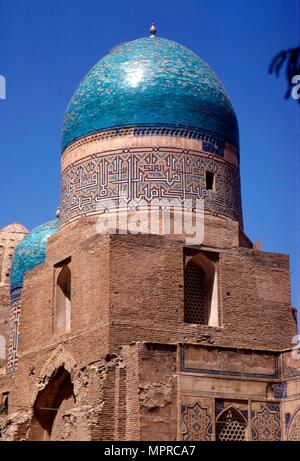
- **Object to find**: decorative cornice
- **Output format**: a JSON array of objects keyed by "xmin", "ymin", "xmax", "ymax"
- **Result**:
[{"xmin": 62, "ymin": 125, "xmax": 237, "ymax": 159}]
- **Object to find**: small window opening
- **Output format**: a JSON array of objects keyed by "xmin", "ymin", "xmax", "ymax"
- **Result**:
[
  {"xmin": 205, "ymin": 171, "xmax": 215, "ymax": 190},
  {"xmin": 55, "ymin": 265, "xmax": 71, "ymax": 335}
]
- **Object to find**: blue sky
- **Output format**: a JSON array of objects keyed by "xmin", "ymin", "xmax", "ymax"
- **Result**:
[{"xmin": 0, "ymin": 0, "xmax": 299, "ymax": 308}]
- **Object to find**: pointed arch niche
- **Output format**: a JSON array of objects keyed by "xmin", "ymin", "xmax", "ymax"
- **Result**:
[
  {"xmin": 28, "ymin": 366, "xmax": 75, "ymax": 440},
  {"xmin": 184, "ymin": 249, "xmax": 219, "ymax": 326},
  {"xmin": 216, "ymin": 406, "xmax": 247, "ymax": 441},
  {"xmin": 54, "ymin": 258, "xmax": 71, "ymax": 335}
]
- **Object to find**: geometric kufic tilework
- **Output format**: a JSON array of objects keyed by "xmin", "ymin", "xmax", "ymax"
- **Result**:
[
  {"xmin": 287, "ymin": 408, "xmax": 300, "ymax": 441},
  {"xmin": 252, "ymin": 405, "xmax": 281, "ymax": 441},
  {"xmin": 6, "ymin": 293, "xmax": 21, "ymax": 373},
  {"xmin": 182, "ymin": 402, "xmax": 212, "ymax": 441},
  {"xmin": 216, "ymin": 406, "xmax": 247, "ymax": 441},
  {"xmin": 61, "ymin": 148, "xmax": 242, "ymax": 226}
]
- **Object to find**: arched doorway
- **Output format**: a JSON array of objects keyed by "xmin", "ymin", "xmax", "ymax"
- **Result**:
[{"xmin": 28, "ymin": 366, "xmax": 75, "ymax": 440}]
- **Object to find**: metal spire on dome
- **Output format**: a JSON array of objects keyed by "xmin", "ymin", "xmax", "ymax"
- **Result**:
[{"xmin": 149, "ymin": 21, "xmax": 156, "ymax": 37}]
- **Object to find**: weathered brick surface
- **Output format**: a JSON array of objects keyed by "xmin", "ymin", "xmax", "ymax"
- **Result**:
[
  {"xmin": 138, "ymin": 343, "xmax": 178, "ymax": 441},
  {"xmin": 108, "ymin": 233, "xmax": 296, "ymax": 351},
  {"xmin": 0, "ymin": 219, "xmax": 298, "ymax": 441}
]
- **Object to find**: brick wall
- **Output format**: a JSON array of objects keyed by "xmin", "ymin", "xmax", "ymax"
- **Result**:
[
  {"xmin": 0, "ymin": 219, "xmax": 297, "ymax": 440},
  {"xmin": 108, "ymin": 233, "xmax": 296, "ymax": 351}
]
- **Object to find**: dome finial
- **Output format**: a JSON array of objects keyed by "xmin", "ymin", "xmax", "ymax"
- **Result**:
[{"xmin": 149, "ymin": 21, "xmax": 156, "ymax": 37}]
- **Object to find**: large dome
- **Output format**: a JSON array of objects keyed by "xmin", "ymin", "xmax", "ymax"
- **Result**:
[
  {"xmin": 10, "ymin": 220, "xmax": 59, "ymax": 295},
  {"xmin": 62, "ymin": 37, "xmax": 239, "ymax": 151}
]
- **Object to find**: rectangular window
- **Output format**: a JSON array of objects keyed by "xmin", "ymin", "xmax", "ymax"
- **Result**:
[{"xmin": 205, "ymin": 171, "xmax": 215, "ymax": 191}]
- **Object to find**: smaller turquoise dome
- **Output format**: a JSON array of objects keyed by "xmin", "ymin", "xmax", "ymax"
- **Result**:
[{"xmin": 10, "ymin": 220, "xmax": 59, "ymax": 296}]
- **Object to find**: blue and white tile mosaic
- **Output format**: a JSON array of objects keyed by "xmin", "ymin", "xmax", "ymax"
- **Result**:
[{"xmin": 62, "ymin": 37, "xmax": 239, "ymax": 151}]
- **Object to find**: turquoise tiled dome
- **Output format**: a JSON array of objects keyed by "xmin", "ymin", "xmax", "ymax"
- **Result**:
[
  {"xmin": 62, "ymin": 37, "xmax": 239, "ymax": 151},
  {"xmin": 10, "ymin": 220, "xmax": 59, "ymax": 295}
]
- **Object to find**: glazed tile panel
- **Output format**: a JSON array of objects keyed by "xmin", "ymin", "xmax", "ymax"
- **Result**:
[
  {"xmin": 62, "ymin": 37, "xmax": 239, "ymax": 151},
  {"xmin": 7, "ymin": 294, "xmax": 21, "ymax": 373},
  {"xmin": 10, "ymin": 220, "xmax": 59, "ymax": 294},
  {"xmin": 60, "ymin": 148, "xmax": 243, "ymax": 226}
]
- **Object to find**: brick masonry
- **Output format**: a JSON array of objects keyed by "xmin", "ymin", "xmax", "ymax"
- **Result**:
[
  {"xmin": 0, "ymin": 32, "xmax": 298, "ymax": 441},
  {"xmin": 0, "ymin": 217, "xmax": 298, "ymax": 440}
]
